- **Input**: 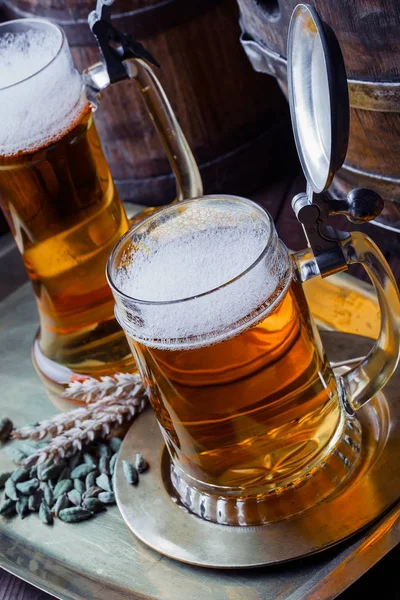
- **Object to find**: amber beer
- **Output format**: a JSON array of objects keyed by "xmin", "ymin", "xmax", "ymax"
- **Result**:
[
  {"xmin": 0, "ymin": 20, "xmax": 133, "ymax": 387},
  {"xmin": 109, "ymin": 197, "xmax": 344, "ymax": 511},
  {"xmin": 127, "ymin": 280, "xmax": 341, "ymax": 491}
]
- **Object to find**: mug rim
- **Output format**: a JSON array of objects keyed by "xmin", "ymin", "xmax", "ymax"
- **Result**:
[
  {"xmin": 0, "ymin": 18, "xmax": 66, "ymax": 92},
  {"xmin": 107, "ymin": 194, "xmax": 283, "ymax": 307}
]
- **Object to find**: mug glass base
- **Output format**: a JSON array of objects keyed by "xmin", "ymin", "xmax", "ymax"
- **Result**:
[
  {"xmin": 170, "ymin": 412, "xmax": 362, "ymax": 526},
  {"xmin": 31, "ymin": 327, "xmax": 136, "ymax": 409}
]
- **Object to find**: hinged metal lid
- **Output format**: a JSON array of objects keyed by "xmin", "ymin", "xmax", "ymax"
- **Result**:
[{"xmin": 287, "ymin": 4, "xmax": 349, "ymax": 193}]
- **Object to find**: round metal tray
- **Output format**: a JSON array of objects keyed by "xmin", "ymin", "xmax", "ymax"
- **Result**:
[{"xmin": 114, "ymin": 332, "xmax": 400, "ymax": 568}]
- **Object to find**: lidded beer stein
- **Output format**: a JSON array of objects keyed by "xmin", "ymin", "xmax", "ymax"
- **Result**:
[
  {"xmin": 107, "ymin": 5, "xmax": 400, "ymax": 526},
  {"xmin": 0, "ymin": 2, "xmax": 201, "ymax": 404}
]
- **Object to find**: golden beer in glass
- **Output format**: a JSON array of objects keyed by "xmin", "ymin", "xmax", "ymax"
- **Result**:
[
  {"xmin": 0, "ymin": 15, "xmax": 203, "ymax": 401},
  {"xmin": 108, "ymin": 196, "xmax": 400, "ymax": 525},
  {"xmin": 0, "ymin": 19, "xmax": 133, "ymax": 394},
  {"xmin": 132, "ymin": 279, "xmax": 340, "ymax": 492}
]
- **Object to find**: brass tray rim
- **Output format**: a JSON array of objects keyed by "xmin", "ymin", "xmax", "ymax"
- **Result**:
[
  {"xmin": 114, "ymin": 344, "xmax": 400, "ymax": 570},
  {"xmin": 1, "ymin": 503, "xmax": 399, "ymax": 600}
]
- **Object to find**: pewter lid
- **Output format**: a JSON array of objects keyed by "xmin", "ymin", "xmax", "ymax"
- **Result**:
[{"xmin": 287, "ymin": 4, "xmax": 349, "ymax": 193}]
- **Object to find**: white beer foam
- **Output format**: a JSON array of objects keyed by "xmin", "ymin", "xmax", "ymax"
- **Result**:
[
  {"xmin": 0, "ymin": 27, "xmax": 86, "ymax": 156},
  {"xmin": 115, "ymin": 202, "xmax": 290, "ymax": 347}
]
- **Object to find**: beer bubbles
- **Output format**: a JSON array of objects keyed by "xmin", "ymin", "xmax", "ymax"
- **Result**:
[
  {"xmin": 112, "ymin": 197, "xmax": 292, "ymax": 348},
  {"xmin": 0, "ymin": 29, "xmax": 60, "ymax": 87},
  {"xmin": 0, "ymin": 22, "xmax": 85, "ymax": 156}
]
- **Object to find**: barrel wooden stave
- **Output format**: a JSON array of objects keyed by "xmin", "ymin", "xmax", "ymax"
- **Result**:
[
  {"xmin": 2, "ymin": 0, "xmax": 293, "ymax": 204},
  {"xmin": 239, "ymin": 0, "xmax": 400, "ymax": 78},
  {"xmin": 5, "ymin": 0, "xmax": 143, "ymax": 20},
  {"xmin": 347, "ymin": 108, "xmax": 400, "ymax": 175},
  {"xmin": 238, "ymin": 0, "xmax": 400, "ymax": 228}
]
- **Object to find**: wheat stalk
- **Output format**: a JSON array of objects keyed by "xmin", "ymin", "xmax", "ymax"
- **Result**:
[
  {"xmin": 23, "ymin": 396, "xmax": 147, "ymax": 467},
  {"xmin": 11, "ymin": 373, "xmax": 148, "ymax": 466},
  {"xmin": 62, "ymin": 373, "xmax": 142, "ymax": 403}
]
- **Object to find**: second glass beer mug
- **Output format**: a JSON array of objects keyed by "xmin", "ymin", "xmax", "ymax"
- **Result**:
[
  {"xmin": 0, "ymin": 19, "xmax": 132, "ymax": 396},
  {"xmin": 107, "ymin": 196, "xmax": 400, "ymax": 525},
  {"xmin": 0, "ymin": 13, "xmax": 201, "ymax": 402}
]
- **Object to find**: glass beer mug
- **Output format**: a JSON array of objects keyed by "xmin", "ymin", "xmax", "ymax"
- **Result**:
[
  {"xmin": 107, "ymin": 5, "xmax": 400, "ymax": 526},
  {"xmin": 107, "ymin": 195, "xmax": 400, "ymax": 526},
  {"xmin": 0, "ymin": 11, "xmax": 201, "ymax": 402}
]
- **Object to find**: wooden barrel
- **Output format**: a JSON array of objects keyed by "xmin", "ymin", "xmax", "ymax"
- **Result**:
[
  {"xmin": 237, "ymin": 0, "xmax": 400, "ymax": 230},
  {"xmin": 1, "ymin": 0, "xmax": 295, "ymax": 205}
]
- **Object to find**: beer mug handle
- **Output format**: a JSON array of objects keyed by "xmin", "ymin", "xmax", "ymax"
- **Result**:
[
  {"xmin": 338, "ymin": 232, "xmax": 400, "ymax": 411},
  {"xmin": 123, "ymin": 58, "xmax": 203, "ymax": 202},
  {"xmin": 297, "ymin": 231, "xmax": 400, "ymax": 412}
]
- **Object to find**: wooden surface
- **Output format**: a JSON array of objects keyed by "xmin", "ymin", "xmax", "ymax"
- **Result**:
[
  {"xmin": 1, "ymin": 551, "xmax": 399, "ymax": 600},
  {"xmin": 2, "ymin": 546, "xmax": 399, "ymax": 599},
  {"xmin": 0, "ymin": 570, "xmax": 49, "ymax": 599},
  {"xmin": 238, "ymin": 0, "xmax": 400, "ymax": 227}
]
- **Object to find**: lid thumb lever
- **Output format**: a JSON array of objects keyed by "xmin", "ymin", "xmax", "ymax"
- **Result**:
[
  {"xmin": 326, "ymin": 189, "xmax": 384, "ymax": 224},
  {"xmin": 88, "ymin": 0, "xmax": 159, "ymax": 86},
  {"xmin": 292, "ymin": 187, "xmax": 384, "ymax": 278}
]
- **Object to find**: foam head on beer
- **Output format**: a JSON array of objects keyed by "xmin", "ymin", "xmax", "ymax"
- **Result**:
[
  {"xmin": 114, "ymin": 199, "xmax": 291, "ymax": 347},
  {"xmin": 0, "ymin": 22, "xmax": 85, "ymax": 156}
]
